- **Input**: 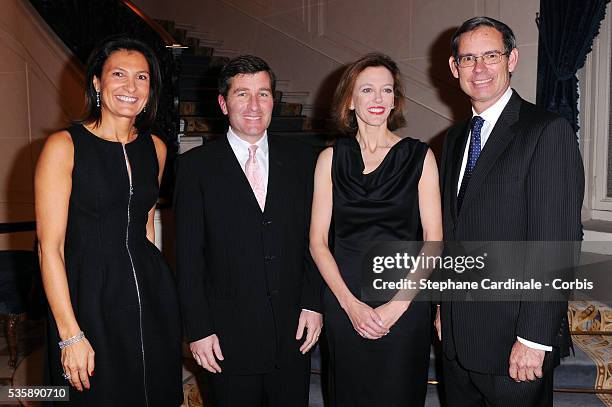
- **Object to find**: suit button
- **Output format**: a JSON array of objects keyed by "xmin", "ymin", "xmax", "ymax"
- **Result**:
[
  {"xmin": 262, "ymin": 220, "xmax": 272, "ymax": 226},
  {"xmin": 264, "ymin": 255, "xmax": 276, "ymax": 261}
]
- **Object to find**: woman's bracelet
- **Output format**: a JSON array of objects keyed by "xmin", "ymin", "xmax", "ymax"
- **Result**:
[{"xmin": 58, "ymin": 331, "xmax": 85, "ymax": 349}]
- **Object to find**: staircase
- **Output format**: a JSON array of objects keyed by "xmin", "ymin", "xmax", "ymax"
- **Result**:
[{"xmin": 155, "ymin": 20, "xmax": 335, "ymax": 154}]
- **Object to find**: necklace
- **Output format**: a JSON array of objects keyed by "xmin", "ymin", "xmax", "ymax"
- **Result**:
[{"xmin": 357, "ymin": 137, "xmax": 395, "ymax": 152}]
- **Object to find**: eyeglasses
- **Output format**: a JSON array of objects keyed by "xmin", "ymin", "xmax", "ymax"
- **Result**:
[{"xmin": 455, "ymin": 51, "xmax": 509, "ymax": 68}]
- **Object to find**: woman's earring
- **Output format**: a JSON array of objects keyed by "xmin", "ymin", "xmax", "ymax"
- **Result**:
[
  {"xmin": 96, "ymin": 91, "xmax": 100, "ymax": 108},
  {"xmin": 143, "ymin": 105, "xmax": 147, "ymax": 113}
]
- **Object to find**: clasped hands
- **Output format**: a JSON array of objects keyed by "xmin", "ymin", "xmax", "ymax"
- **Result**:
[
  {"xmin": 344, "ymin": 298, "xmax": 408, "ymax": 339},
  {"xmin": 190, "ymin": 310, "xmax": 323, "ymax": 373}
]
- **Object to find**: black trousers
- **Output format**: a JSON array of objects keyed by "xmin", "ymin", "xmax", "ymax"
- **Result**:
[
  {"xmin": 443, "ymin": 354, "xmax": 553, "ymax": 407},
  {"xmin": 209, "ymin": 360, "xmax": 310, "ymax": 407}
]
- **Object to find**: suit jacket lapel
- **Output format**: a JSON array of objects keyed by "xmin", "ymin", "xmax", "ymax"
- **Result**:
[
  {"xmin": 449, "ymin": 120, "xmax": 470, "ymax": 223},
  {"xmin": 264, "ymin": 135, "xmax": 288, "ymax": 215},
  {"xmin": 217, "ymin": 136, "xmax": 263, "ymax": 213},
  {"xmin": 458, "ymin": 92, "xmax": 522, "ymax": 214}
]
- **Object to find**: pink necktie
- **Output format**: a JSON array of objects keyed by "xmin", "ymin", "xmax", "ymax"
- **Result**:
[{"xmin": 245, "ymin": 144, "xmax": 266, "ymax": 210}]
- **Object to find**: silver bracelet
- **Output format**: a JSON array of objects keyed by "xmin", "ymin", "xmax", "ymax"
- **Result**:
[{"xmin": 58, "ymin": 331, "xmax": 85, "ymax": 349}]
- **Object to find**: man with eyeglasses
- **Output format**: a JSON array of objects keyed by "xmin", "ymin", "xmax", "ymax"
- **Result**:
[{"xmin": 436, "ymin": 16, "xmax": 584, "ymax": 406}]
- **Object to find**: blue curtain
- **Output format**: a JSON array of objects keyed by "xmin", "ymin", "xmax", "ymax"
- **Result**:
[{"xmin": 536, "ymin": 0, "xmax": 610, "ymax": 132}]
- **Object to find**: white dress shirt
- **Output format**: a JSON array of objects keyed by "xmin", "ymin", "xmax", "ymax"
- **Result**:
[
  {"xmin": 226, "ymin": 127, "xmax": 318, "ymax": 315},
  {"xmin": 227, "ymin": 126, "xmax": 269, "ymax": 195},
  {"xmin": 456, "ymin": 87, "xmax": 552, "ymax": 352},
  {"xmin": 456, "ymin": 86, "xmax": 513, "ymax": 191}
]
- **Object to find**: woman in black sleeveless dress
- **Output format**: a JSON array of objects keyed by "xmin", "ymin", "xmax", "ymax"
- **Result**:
[
  {"xmin": 310, "ymin": 53, "xmax": 443, "ymax": 406},
  {"xmin": 35, "ymin": 37, "xmax": 182, "ymax": 406}
]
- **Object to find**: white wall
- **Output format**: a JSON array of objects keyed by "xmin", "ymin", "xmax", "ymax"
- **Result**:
[
  {"xmin": 0, "ymin": 0, "xmax": 84, "ymax": 249},
  {"xmin": 133, "ymin": 0, "xmax": 540, "ymax": 150}
]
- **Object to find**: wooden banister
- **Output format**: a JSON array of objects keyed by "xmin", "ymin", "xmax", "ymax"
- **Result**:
[{"xmin": 120, "ymin": 0, "xmax": 186, "ymax": 48}]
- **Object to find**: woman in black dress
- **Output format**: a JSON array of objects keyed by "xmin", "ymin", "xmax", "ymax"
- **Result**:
[
  {"xmin": 35, "ymin": 37, "xmax": 182, "ymax": 406},
  {"xmin": 310, "ymin": 53, "xmax": 443, "ymax": 406}
]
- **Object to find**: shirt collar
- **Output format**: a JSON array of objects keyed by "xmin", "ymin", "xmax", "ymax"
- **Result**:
[
  {"xmin": 472, "ymin": 87, "xmax": 513, "ymax": 127},
  {"xmin": 227, "ymin": 126, "xmax": 269, "ymax": 156}
]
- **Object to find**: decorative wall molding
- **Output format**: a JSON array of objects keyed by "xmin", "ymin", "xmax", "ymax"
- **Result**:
[
  {"xmin": 219, "ymin": 0, "xmax": 463, "ymax": 121},
  {"xmin": 0, "ymin": 0, "xmax": 84, "ymax": 120},
  {"xmin": 0, "ymin": 0, "xmax": 85, "ymax": 232},
  {"xmin": 136, "ymin": 0, "xmax": 540, "ymax": 129}
]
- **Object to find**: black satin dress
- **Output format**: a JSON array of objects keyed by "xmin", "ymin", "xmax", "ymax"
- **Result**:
[
  {"xmin": 324, "ymin": 136, "xmax": 431, "ymax": 407},
  {"xmin": 46, "ymin": 124, "xmax": 182, "ymax": 406}
]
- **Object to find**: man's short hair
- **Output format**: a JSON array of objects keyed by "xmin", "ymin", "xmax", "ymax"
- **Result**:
[
  {"xmin": 217, "ymin": 55, "xmax": 276, "ymax": 98},
  {"xmin": 450, "ymin": 16, "xmax": 517, "ymax": 61}
]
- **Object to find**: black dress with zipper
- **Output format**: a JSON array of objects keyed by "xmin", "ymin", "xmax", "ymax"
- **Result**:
[{"xmin": 47, "ymin": 124, "xmax": 182, "ymax": 406}]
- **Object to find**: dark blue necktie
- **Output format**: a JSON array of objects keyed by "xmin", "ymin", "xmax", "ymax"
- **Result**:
[{"xmin": 457, "ymin": 116, "xmax": 484, "ymax": 211}]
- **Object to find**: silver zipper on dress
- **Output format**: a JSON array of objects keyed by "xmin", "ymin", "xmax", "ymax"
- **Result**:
[{"xmin": 121, "ymin": 143, "xmax": 149, "ymax": 407}]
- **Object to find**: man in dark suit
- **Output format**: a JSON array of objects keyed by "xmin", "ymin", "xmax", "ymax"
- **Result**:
[
  {"xmin": 174, "ymin": 55, "xmax": 323, "ymax": 407},
  {"xmin": 436, "ymin": 17, "xmax": 584, "ymax": 406}
]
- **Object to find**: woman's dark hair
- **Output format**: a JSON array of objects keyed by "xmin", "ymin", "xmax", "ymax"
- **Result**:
[
  {"xmin": 333, "ymin": 53, "xmax": 406, "ymax": 133},
  {"xmin": 217, "ymin": 55, "xmax": 276, "ymax": 99},
  {"xmin": 79, "ymin": 35, "xmax": 161, "ymax": 134}
]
